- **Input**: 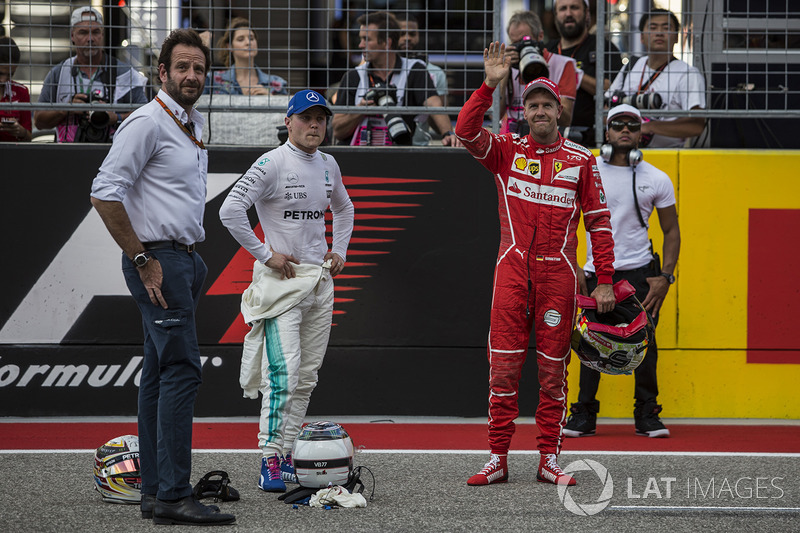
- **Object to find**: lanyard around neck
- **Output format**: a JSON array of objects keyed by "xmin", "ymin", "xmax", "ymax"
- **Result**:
[
  {"xmin": 154, "ymin": 96, "xmax": 205, "ymax": 150},
  {"xmin": 637, "ymin": 56, "xmax": 675, "ymax": 94},
  {"xmin": 557, "ymin": 35, "xmax": 588, "ymax": 58},
  {"xmin": 76, "ymin": 67, "xmax": 101, "ymax": 95}
]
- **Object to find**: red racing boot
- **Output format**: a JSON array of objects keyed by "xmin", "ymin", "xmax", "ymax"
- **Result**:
[
  {"xmin": 467, "ymin": 453, "xmax": 508, "ymax": 486},
  {"xmin": 537, "ymin": 453, "xmax": 576, "ymax": 486}
]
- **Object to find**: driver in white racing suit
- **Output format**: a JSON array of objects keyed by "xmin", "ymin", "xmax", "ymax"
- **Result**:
[{"xmin": 219, "ymin": 90, "xmax": 354, "ymax": 493}]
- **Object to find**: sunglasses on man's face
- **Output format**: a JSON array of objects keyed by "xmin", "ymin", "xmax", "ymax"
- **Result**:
[{"xmin": 609, "ymin": 120, "xmax": 641, "ymax": 132}]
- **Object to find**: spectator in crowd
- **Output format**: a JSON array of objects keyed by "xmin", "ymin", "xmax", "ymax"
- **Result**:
[
  {"xmin": 398, "ymin": 15, "xmax": 446, "ymax": 95},
  {"xmin": 204, "ymin": 17, "xmax": 288, "ymax": 95},
  {"xmin": 566, "ymin": 104, "xmax": 680, "ymax": 438},
  {"xmin": 35, "ymin": 6, "xmax": 147, "ymax": 143},
  {"xmin": 545, "ymin": 0, "xmax": 623, "ymax": 146},
  {"xmin": 0, "ymin": 36, "xmax": 32, "ymax": 142},
  {"xmin": 501, "ymin": 10, "xmax": 578, "ymax": 133},
  {"xmin": 219, "ymin": 90, "xmax": 354, "ymax": 493},
  {"xmin": 397, "ymin": 13, "xmax": 461, "ymax": 146},
  {"xmin": 332, "ymin": 11, "xmax": 457, "ymax": 146},
  {"xmin": 90, "ymin": 29, "xmax": 235, "ymax": 526},
  {"xmin": 456, "ymin": 42, "xmax": 616, "ymax": 488},
  {"xmin": 605, "ymin": 8, "xmax": 706, "ymax": 148}
]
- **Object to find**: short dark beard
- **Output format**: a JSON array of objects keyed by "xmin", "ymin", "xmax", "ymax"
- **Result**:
[
  {"xmin": 163, "ymin": 72, "xmax": 202, "ymax": 108},
  {"xmin": 556, "ymin": 16, "xmax": 586, "ymax": 41}
]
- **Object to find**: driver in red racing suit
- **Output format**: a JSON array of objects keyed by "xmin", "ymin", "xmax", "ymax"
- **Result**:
[{"xmin": 457, "ymin": 42, "xmax": 616, "ymax": 487}]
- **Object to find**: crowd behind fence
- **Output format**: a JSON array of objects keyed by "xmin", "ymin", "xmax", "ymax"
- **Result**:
[{"xmin": 0, "ymin": 0, "xmax": 798, "ymax": 147}]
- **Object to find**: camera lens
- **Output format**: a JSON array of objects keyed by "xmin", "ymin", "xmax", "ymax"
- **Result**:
[
  {"xmin": 517, "ymin": 41, "xmax": 549, "ymax": 84},
  {"xmin": 89, "ymin": 110, "xmax": 110, "ymax": 127},
  {"xmin": 385, "ymin": 114, "xmax": 412, "ymax": 145},
  {"xmin": 635, "ymin": 92, "xmax": 662, "ymax": 109},
  {"xmin": 377, "ymin": 93, "xmax": 395, "ymax": 107}
]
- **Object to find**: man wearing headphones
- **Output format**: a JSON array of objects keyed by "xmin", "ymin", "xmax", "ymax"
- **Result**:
[
  {"xmin": 35, "ymin": 6, "xmax": 147, "ymax": 142},
  {"xmin": 567, "ymin": 104, "xmax": 681, "ymax": 438}
]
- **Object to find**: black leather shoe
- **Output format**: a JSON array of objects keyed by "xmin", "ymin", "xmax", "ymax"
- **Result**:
[
  {"xmin": 144, "ymin": 493, "xmax": 219, "ymax": 519},
  {"xmin": 141, "ymin": 493, "xmax": 156, "ymax": 519},
  {"xmin": 152, "ymin": 495, "xmax": 235, "ymax": 526}
]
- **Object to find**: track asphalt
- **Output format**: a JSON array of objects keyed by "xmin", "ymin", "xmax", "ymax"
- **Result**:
[{"xmin": 1, "ymin": 417, "xmax": 797, "ymax": 532}]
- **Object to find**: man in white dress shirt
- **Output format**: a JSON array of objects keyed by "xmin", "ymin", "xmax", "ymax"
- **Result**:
[
  {"xmin": 90, "ymin": 29, "xmax": 235, "ymax": 526},
  {"xmin": 219, "ymin": 89, "xmax": 354, "ymax": 493}
]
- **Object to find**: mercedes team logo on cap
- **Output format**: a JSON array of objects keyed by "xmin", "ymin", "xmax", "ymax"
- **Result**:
[{"xmin": 307, "ymin": 92, "xmax": 320, "ymax": 102}]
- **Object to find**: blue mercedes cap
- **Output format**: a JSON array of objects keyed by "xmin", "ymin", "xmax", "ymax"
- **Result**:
[{"xmin": 287, "ymin": 89, "xmax": 332, "ymax": 117}]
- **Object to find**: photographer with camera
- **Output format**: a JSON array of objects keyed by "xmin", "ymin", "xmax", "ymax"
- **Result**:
[
  {"xmin": 332, "ymin": 11, "xmax": 457, "ymax": 146},
  {"xmin": 500, "ymin": 11, "xmax": 578, "ymax": 134},
  {"xmin": 545, "ymin": 0, "xmax": 623, "ymax": 147},
  {"xmin": 35, "ymin": 6, "xmax": 147, "ymax": 143},
  {"xmin": 604, "ymin": 8, "xmax": 706, "ymax": 148}
]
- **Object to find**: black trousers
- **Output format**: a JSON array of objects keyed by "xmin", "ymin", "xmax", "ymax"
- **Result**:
[{"xmin": 578, "ymin": 266, "xmax": 659, "ymax": 408}]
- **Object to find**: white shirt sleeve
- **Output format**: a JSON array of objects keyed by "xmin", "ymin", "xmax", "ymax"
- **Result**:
[
  {"xmin": 653, "ymin": 167, "xmax": 677, "ymax": 209},
  {"xmin": 91, "ymin": 114, "xmax": 159, "ymax": 202},
  {"xmin": 219, "ymin": 155, "xmax": 277, "ymax": 264},
  {"xmin": 328, "ymin": 162, "xmax": 354, "ymax": 261},
  {"xmin": 682, "ymin": 66, "xmax": 707, "ymax": 110},
  {"xmin": 605, "ymin": 68, "xmax": 624, "ymax": 99}
]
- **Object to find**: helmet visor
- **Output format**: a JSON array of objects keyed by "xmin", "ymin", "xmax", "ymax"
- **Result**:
[{"xmin": 103, "ymin": 458, "xmax": 139, "ymax": 477}]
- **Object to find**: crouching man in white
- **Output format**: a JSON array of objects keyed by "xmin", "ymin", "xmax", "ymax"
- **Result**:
[{"xmin": 219, "ymin": 89, "xmax": 354, "ymax": 493}]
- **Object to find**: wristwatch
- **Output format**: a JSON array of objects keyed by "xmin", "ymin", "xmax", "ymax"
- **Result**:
[
  {"xmin": 660, "ymin": 272, "xmax": 675, "ymax": 284},
  {"xmin": 133, "ymin": 251, "xmax": 152, "ymax": 268}
]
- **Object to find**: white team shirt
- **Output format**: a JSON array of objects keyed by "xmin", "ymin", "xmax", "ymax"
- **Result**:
[
  {"xmin": 219, "ymin": 140, "xmax": 354, "ymax": 265},
  {"xmin": 605, "ymin": 56, "xmax": 706, "ymax": 148},
  {"xmin": 584, "ymin": 158, "xmax": 676, "ymax": 272}
]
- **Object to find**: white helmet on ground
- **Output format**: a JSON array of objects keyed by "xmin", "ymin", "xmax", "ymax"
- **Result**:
[
  {"xmin": 93, "ymin": 435, "xmax": 142, "ymax": 503},
  {"xmin": 292, "ymin": 421, "xmax": 354, "ymax": 488}
]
